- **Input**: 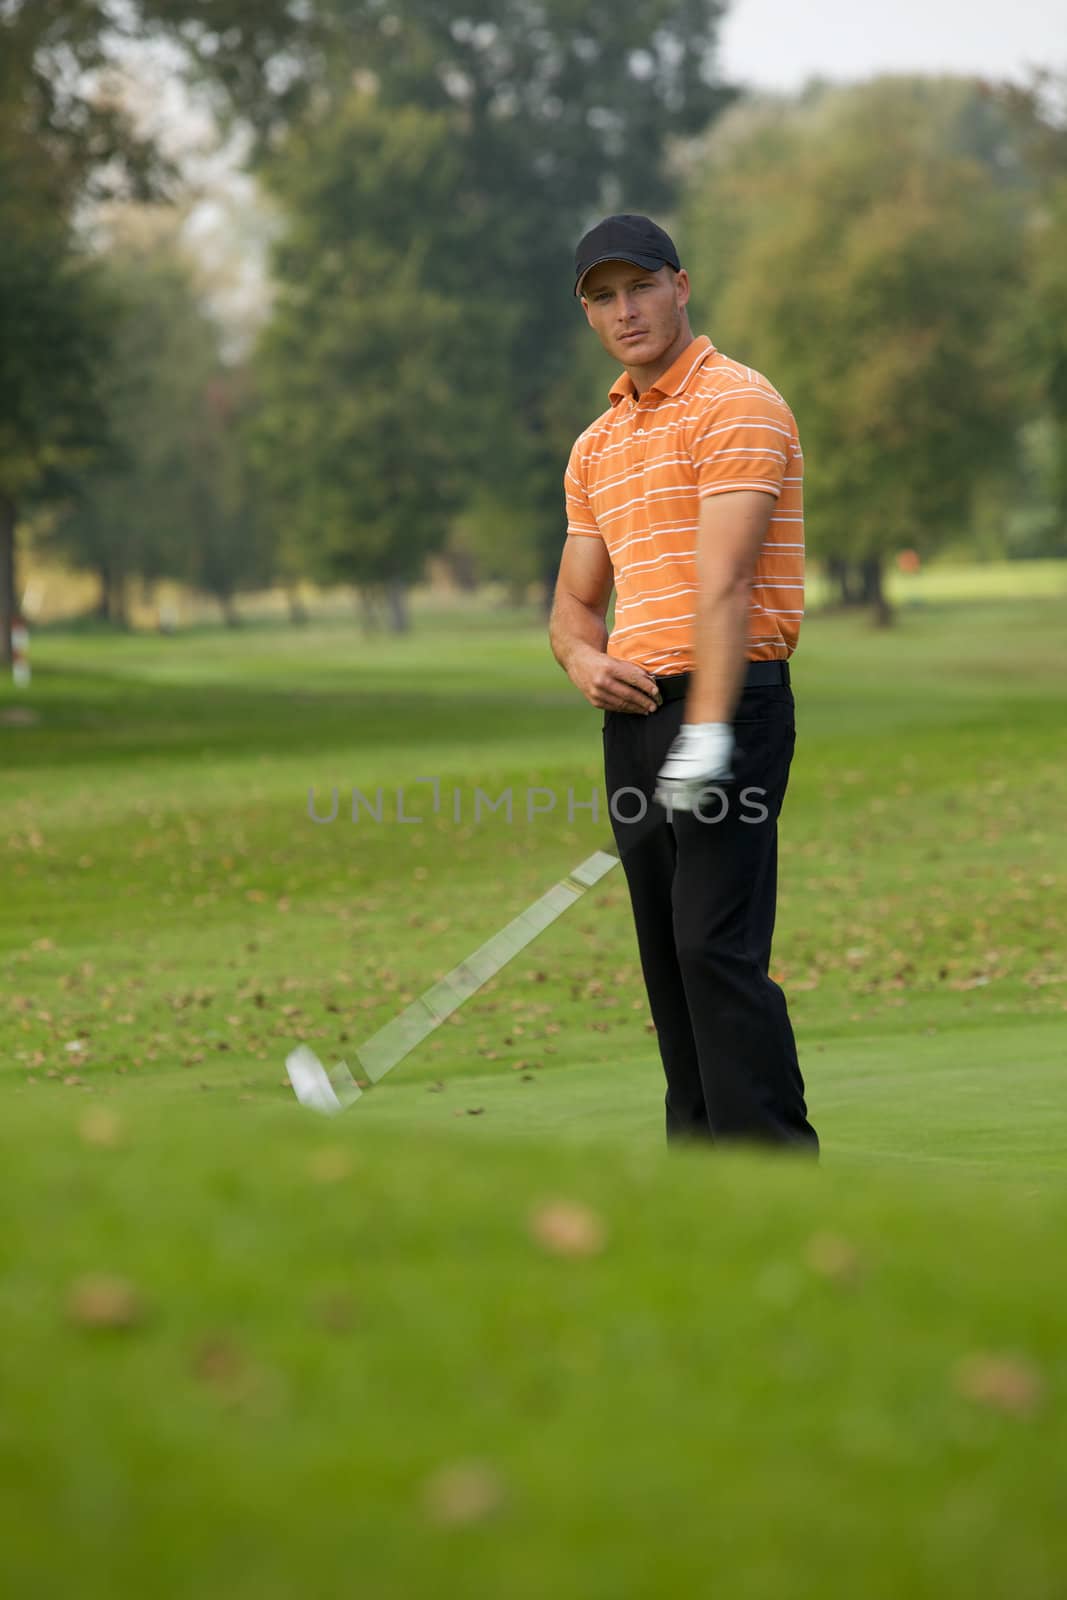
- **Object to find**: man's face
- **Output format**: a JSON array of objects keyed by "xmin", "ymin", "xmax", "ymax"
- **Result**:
[{"xmin": 579, "ymin": 260, "xmax": 689, "ymax": 363}]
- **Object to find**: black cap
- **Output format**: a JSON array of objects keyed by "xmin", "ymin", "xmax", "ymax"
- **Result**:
[{"xmin": 573, "ymin": 213, "xmax": 681, "ymax": 298}]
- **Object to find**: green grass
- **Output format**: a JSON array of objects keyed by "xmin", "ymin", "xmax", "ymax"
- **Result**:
[
  {"xmin": 2, "ymin": 593, "xmax": 1066, "ymax": 1596},
  {"xmin": 798, "ymin": 556, "xmax": 1067, "ymax": 609},
  {"xmin": 884, "ymin": 557, "xmax": 1067, "ymax": 605}
]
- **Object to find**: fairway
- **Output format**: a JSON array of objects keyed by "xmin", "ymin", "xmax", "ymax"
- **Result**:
[{"xmin": 2, "ymin": 595, "xmax": 1066, "ymax": 1596}]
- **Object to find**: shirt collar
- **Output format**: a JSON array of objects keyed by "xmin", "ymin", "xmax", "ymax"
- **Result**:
[{"xmin": 608, "ymin": 333, "xmax": 716, "ymax": 407}]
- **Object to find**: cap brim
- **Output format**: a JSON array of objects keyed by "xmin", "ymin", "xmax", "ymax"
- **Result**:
[{"xmin": 574, "ymin": 252, "xmax": 668, "ymax": 298}]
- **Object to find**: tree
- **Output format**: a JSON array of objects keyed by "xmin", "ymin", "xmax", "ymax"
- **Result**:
[
  {"xmin": 251, "ymin": 92, "xmax": 497, "ymax": 627},
  {"xmin": 186, "ymin": 368, "xmax": 276, "ymax": 623},
  {"xmin": 0, "ymin": 1, "xmax": 176, "ymax": 661},
  {"xmin": 1027, "ymin": 177, "xmax": 1067, "ymax": 540},
  {"xmin": 43, "ymin": 213, "xmax": 267, "ymax": 622},
  {"xmin": 997, "ymin": 71, "xmax": 1067, "ymax": 549},
  {"xmin": 4, "ymin": 0, "xmax": 741, "ymax": 647},
  {"xmin": 167, "ymin": 0, "xmax": 739, "ymax": 596},
  {"xmin": 0, "ymin": 3, "xmax": 175, "ymax": 211},
  {"xmin": 678, "ymin": 77, "xmax": 1027, "ymax": 621},
  {"xmin": 0, "ymin": 168, "xmax": 115, "ymax": 660}
]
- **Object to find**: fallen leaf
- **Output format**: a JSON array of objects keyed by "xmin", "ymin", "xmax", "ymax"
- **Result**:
[
  {"xmin": 79, "ymin": 1108, "xmax": 122, "ymax": 1148},
  {"xmin": 529, "ymin": 1200, "xmax": 607, "ymax": 1258},
  {"xmin": 189, "ymin": 1337, "xmax": 276, "ymax": 1412},
  {"xmin": 805, "ymin": 1233, "xmax": 862, "ymax": 1285},
  {"xmin": 66, "ymin": 1275, "xmax": 145, "ymax": 1331},
  {"xmin": 954, "ymin": 1353, "xmax": 1044, "ymax": 1417},
  {"xmin": 191, "ymin": 1336, "xmax": 245, "ymax": 1390},
  {"xmin": 422, "ymin": 1461, "xmax": 505, "ymax": 1525},
  {"xmin": 308, "ymin": 1147, "xmax": 353, "ymax": 1183},
  {"xmin": 316, "ymin": 1292, "xmax": 359, "ymax": 1333}
]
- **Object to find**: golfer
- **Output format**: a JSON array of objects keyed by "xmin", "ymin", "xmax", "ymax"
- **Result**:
[{"xmin": 550, "ymin": 213, "xmax": 819, "ymax": 1153}]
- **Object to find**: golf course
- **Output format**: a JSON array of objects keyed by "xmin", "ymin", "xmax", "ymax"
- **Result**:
[{"xmin": 2, "ymin": 579, "xmax": 1065, "ymax": 1597}]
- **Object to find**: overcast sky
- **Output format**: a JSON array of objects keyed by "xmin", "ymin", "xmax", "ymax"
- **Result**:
[{"xmin": 718, "ymin": 0, "xmax": 1065, "ymax": 91}]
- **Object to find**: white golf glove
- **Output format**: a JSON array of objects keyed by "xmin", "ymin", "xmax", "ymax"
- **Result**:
[{"xmin": 654, "ymin": 722, "xmax": 734, "ymax": 813}]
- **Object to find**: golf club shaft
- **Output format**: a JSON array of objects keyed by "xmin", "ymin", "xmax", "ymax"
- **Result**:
[{"xmin": 355, "ymin": 847, "xmax": 620, "ymax": 1083}]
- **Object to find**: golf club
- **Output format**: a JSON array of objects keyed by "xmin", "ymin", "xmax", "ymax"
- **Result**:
[{"xmin": 286, "ymin": 846, "xmax": 620, "ymax": 1115}]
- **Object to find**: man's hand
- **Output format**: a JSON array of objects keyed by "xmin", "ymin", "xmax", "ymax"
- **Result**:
[
  {"xmin": 567, "ymin": 643, "xmax": 663, "ymax": 714},
  {"xmin": 654, "ymin": 722, "xmax": 734, "ymax": 812}
]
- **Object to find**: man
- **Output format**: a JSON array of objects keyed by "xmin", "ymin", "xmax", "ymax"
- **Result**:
[{"xmin": 549, "ymin": 213, "xmax": 818, "ymax": 1153}]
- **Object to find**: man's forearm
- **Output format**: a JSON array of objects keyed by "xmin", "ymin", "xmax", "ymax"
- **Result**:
[
  {"xmin": 685, "ymin": 581, "xmax": 750, "ymax": 724},
  {"xmin": 549, "ymin": 589, "xmax": 608, "ymax": 674}
]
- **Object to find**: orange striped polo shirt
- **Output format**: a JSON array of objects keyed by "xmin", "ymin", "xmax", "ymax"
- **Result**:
[{"xmin": 563, "ymin": 333, "xmax": 804, "ymax": 675}]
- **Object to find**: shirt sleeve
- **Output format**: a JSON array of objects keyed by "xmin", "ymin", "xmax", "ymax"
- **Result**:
[
  {"xmin": 563, "ymin": 439, "xmax": 602, "ymax": 539},
  {"xmin": 690, "ymin": 384, "xmax": 793, "ymax": 499}
]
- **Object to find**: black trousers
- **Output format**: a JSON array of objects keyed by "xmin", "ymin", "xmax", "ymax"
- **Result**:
[{"xmin": 603, "ymin": 680, "xmax": 819, "ymax": 1153}]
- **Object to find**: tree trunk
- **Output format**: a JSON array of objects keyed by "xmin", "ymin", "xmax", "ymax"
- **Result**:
[
  {"xmin": 112, "ymin": 580, "xmax": 128, "ymax": 626},
  {"xmin": 0, "ymin": 495, "xmax": 15, "ymax": 668},
  {"xmin": 385, "ymin": 578, "xmax": 409, "ymax": 633},
  {"xmin": 827, "ymin": 555, "xmax": 868, "ymax": 607},
  {"xmin": 94, "ymin": 566, "xmax": 110, "ymax": 621},
  {"xmin": 286, "ymin": 586, "xmax": 308, "ymax": 625},
  {"xmin": 220, "ymin": 593, "xmax": 241, "ymax": 627},
  {"xmin": 95, "ymin": 559, "xmax": 129, "ymax": 626},
  {"xmin": 541, "ymin": 554, "xmax": 559, "ymax": 617},
  {"xmin": 355, "ymin": 586, "xmax": 381, "ymax": 635},
  {"xmin": 860, "ymin": 556, "xmax": 893, "ymax": 627},
  {"xmin": 446, "ymin": 547, "xmax": 479, "ymax": 592}
]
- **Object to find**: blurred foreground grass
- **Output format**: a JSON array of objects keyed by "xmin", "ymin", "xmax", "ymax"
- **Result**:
[{"xmin": 1, "ymin": 1099, "xmax": 1065, "ymax": 1599}]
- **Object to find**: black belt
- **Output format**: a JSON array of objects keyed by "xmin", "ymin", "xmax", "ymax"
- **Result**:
[{"xmin": 654, "ymin": 660, "xmax": 790, "ymax": 702}]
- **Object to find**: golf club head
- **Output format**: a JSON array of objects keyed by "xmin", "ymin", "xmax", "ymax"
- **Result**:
[{"xmin": 285, "ymin": 1045, "xmax": 362, "ymax": 1116}]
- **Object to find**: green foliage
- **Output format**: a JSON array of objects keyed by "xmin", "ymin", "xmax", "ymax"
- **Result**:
[
  {"xmin": 234, "ymin": 2, "xmax": 738, "ymax": 592},
  {"xmin": 43, "ymin": 215, "xmax": 267, "ymax": 619},
  {"xmin": 0, "ymin": 200, "xmax": 114, "ymax": 509},
  {"xmin": 5, "ymin": 2, "xmax": 742, "ymax": 615},
  {"xmin": 0, "ymin": 1, "xmax": 176, "ymax": 206},
  {"xmin": 0, "ymin": 150, "xmax": 116, "ymax": 659},
  {"xmin": 143, "ymin": 0, "xmax": 736, "ymax": 210},
  {"xmin": 1022, "ymin": 175, "xmax": 1067, "ymax": 533},
  {"xmin": 251, "ymin": 92, "xmax": 503, "ymax": 592},
  {"xmin": 681, "ymin": 77, "xmax": 1027, "ymax": 570},
  {"xmin": 0, "ymin": 0, "xmax": 182, "ymax": 658},
  {"xmin": 183, "ymin": 365, "xmax": 277, "ymax": 614}
]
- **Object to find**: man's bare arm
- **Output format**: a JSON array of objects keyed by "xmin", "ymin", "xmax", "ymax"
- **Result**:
[
  {"xmin": 549, "ymin": 535, "xmax": 662, "ymax": 713},
  {"xmin": 685, "ymin": 490, "xmax": 775, "ymax": 725}
]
